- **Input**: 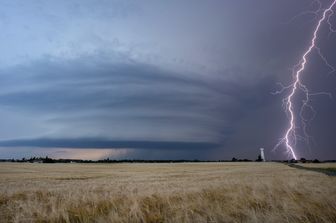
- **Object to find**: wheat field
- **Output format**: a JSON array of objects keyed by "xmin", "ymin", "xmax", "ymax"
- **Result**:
[
  {"xmin": 298, "ymin": 163, "xmax": 336, "ymax": 169},
  {"xmin": 0, "ymin": 162, "xmax": 335, "ymax": 223}
]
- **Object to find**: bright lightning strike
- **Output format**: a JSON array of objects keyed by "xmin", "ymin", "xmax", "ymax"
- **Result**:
[{"xmin": 275, "ymin": 0, "xmax": 336, "ymax": 160}]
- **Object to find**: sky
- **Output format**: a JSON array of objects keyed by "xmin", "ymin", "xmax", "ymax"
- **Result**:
[{"xmin": 0, "ymin": 0, "xmax": 335, "ymax": 160}]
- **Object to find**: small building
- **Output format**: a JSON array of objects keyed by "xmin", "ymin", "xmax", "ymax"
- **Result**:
[{"xmin": 260, "ymin": 148, "xmax": 266, "ymax": 162}]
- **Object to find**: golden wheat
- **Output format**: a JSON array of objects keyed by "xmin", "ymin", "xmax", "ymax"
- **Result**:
[
  {"xmin": 0, "ymin": 162, "xmax": 335, "ymax": 223},
  {"xmin": 298, "ymin": 163, "xmax": 336, "ymax": 169}
]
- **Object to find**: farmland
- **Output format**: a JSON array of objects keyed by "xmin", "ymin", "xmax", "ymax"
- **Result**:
[{"xmin": 0, "ymin": 162, "xmax": 335, "ymax": 222}]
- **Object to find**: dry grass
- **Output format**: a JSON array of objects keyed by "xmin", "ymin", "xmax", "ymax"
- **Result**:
[
  {"xmin": 0, "ymin": 162, "xmax": 335, "ymax": 223},
  {"xmin": 297, "ymin": 163, "xmax": 336, "ymax": 169}
]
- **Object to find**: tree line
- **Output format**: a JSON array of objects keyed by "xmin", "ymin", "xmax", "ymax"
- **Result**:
[{"xmin": 0, "ymin": 156, "xmax": 332, "ymax": 163}]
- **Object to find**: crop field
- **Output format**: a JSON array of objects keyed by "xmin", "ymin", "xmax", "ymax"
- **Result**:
[
  {"xmin": 298, "ymin": 163, "xmax": 336, "ymax": 169},
  {"xmin": 0, "ymin": 162, "xmax": 335, "ymax": 223}
]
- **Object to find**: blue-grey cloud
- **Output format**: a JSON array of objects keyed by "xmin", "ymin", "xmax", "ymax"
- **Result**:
[
  {"xmin": 0, "ymin": 138, "xmax": 219, "ymax": 150},
  {"xmin": 0, "ymin": 0, "xmax": 335, "ymax": 160}
]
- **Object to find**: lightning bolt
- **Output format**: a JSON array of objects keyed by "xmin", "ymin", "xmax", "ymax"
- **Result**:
[{"xmin": 275, "ymin": 0, "xmax": 336, "ymax": 160}]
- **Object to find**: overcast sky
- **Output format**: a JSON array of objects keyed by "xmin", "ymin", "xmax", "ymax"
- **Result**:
[{"xmin": 0, "ymin": 0, "xmax": 335, "ymax": 160}]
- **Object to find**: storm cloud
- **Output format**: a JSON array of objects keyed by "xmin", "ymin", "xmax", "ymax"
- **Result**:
[{"xmin": 0, "ymin": 0, "xmax": 335, "ymax": 160}]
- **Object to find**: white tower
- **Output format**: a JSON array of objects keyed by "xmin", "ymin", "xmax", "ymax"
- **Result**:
[{"xmin": 260, "ymin": 148, "xmax": 265, "ymax": 162}]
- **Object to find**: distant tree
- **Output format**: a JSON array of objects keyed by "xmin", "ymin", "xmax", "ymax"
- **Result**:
[
  {"xmin": 312, "ymin": 159, "xmax": 320, "ymax": 163},
  {"xmin": 43, "ymin": 156, "xmax": 55, "ymax": 163},
  {"xmin": 231, "ymin": 157, "xmax": 238, "ymax": 162},
  {"xmin": 300, "ymin": 158, "xmax": 306, "ymax": 163}
]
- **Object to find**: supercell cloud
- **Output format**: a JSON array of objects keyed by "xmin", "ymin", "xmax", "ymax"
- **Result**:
[{"xmin": 0, "ymin": 0, "xmax": 335, "ymax": 160}]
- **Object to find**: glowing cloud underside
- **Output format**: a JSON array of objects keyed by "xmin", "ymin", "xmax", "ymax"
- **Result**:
[{"xmin": 276, "ymin": 0, "xmax": 336, "ymax": 160}]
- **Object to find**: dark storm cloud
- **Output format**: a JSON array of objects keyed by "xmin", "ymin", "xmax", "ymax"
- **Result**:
[
  {"xmin": 0, "ymin": 138, "xmax": 219, "ymax": 150},
  {"xmin": 0, "ymin": 56, "xmax": 274, "ymax": 113},
  {"xmin": 0, "ymin": 54, "xmax": 279, "ymax": 157},
  {"xmin": 0, "ymin": 0, "xmax": 336, "ymax": 160},
  {"xmin": 0, "ymin": 61, "xmax": 213, "ymax": 112}
]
